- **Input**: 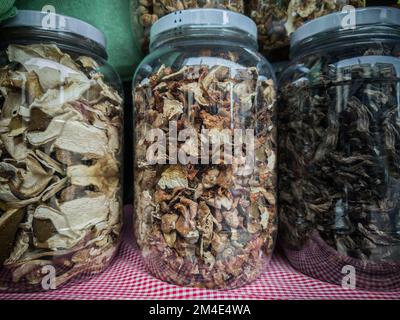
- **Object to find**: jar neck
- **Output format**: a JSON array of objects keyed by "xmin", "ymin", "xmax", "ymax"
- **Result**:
[
  {"xmin": 150, "ymin": 27, "xmax": 258, "ymax": 52},
  {"xmin": 0, "ymin": 27, "xmax": 108, "ymax": 61},
  {"xmin": 291, "ymin": 25, "xmax": 400, "ymax": 61}
]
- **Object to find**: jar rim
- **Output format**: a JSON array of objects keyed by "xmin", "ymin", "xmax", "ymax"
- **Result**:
[
  {"xmin": 291, "ymin": 7, "xmax": 400, "ymax": 50},
  {"xmin": 0, "ymin": 10, "xmax": 107, "ymax": 59},
  {"xmin": 150, "ymin": 9, "xmax": 257, "ymax": 48}
]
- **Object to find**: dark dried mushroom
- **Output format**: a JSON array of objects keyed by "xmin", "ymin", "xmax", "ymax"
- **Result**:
[{"xmin": 279, "ymin": 32, "xmax": 400, "ymax": 290}]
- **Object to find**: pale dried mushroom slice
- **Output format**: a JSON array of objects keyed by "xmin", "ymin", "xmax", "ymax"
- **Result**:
[
  {"xmin": 28, "ymin": 81, "xmax": 91, "ymax": 117},
  {"xmin": 26, "ymin": 110, "xmax": 81, "ymax": 146},
  {"xmin": 0, "ymin": 134, "xmax": 29, "ymax": 161},
  {"xmin": 7, "ymin": 44, "xmax": 80, "ymax": 71},
  {"xmin": 53, "ymin": 120, "xmax": 109, "ymax": 157},
  {"xmin": 67, "ymin": 153, "xmax": 119, "ymax": 179},
  {"xmin": 11, "ymin": 153, "xmax": 54, "ymax": 199},
  {"xmin": 0, "ymin": 209, "xmax": 25, "ymax": 265},
  {"xmin": 163, "ymin": 97, "xmax": 184, "ymax": 120},
  {"xmin": 158, "ymin": 166, "xmax": 189, "ymax": 190}
]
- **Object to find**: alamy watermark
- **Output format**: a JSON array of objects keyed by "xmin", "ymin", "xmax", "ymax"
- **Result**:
[
  {"xmin": 41, "ymin": 5, "xmax": 66, "ymax": 30},
  {"xmin": 144, "ymin": 121, "xmax": 256, "ymax": 169},
  {"xmin": 341, "ymin": 265, "xmax": 356, "ymax": 290},
  {"xmin": 41, "ymin": 265, "xmax": 57, "ymax": 291},
  {"xmin": 341, "ymin": 5, "xmax": 357, "ymax": 30}
]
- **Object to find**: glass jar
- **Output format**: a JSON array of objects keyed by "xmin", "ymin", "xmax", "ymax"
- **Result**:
[
  {"xmin": 130, "ymin": 0, "xmax": 244, "ymax": 54},
  {"xmin": 279, "ymin": 7, "xmax": 400, "ymax": 291},
  {"xmin": 133, "ymin": 9, "xmax": 278, "ymax": 289},
  {"xmin": 0, "ymin": 11, "xmax": 123, "ymax": 292},
  {"xmin": 246, "ymin": 0, "xmax": 366, "ymax": 61}
]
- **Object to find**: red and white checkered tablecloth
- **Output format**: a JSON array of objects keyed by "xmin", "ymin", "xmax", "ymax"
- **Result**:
[{"xmin": 0, "ymin": 207, "xmax": 400, "ymax": 300}]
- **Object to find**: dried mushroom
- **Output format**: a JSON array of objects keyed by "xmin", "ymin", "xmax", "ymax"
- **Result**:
[
  {"xmin": 279, "ymin": 44, "xmax": 400, "ymax": 264},
  {"xmin": 153, "ymin": 0, "xmax": 244, "ymax": 16},
  {"xmin": 134, "ymin": 60, "xmax": 277, "ymax": 289},
  {"xmin": 0, "ymin": 44, "xmax": 123, "ymax": 291},
  {"xmin": 247, "ymin": 0, "xmax": 365, "ymax": 59}
]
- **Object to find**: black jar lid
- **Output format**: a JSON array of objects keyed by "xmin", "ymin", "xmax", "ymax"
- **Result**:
[
  {"xmin": 0, "ymin": 10, "xmax": 107, "ymax": 60},
  {"xmin": 291, "ymin": 7, "xmax": 400, "ymax": 49}
]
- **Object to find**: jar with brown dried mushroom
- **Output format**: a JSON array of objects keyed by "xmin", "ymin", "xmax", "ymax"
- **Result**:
[
  {"xmin": 279, "ymin": 7, "xmax": 400, "ymax": 291},
  {"xmin": 130, "ymin": 0, "xmax": 244, "ymax": 54},
  {"xmin": 0, "ymin": 11, "xmax": 123, "ymax": 292},
  {"xmin": 133, "ymin": 9, "xmax": 278, "ymax": 289},
  {"xmin": 246, "ymin": 0, "xmax": 366, "ymax": 61}
]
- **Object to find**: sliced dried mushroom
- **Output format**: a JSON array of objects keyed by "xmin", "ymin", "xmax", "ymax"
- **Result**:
[
  {"xmin": 279, "ymin": 43, "xmax": 400, "ymax": 266},
  {"xmin": 158, "ymin": 166, "xmax": 189, "ymax": 190},
  {"xmin": 0, "ymin": 44, "xmax": 123, "ymax": 291},
  {"xmin": 134, "ymin": 61, "xmax": 277, "ymax": 289},
  {"xmin": 53, "ymin": 121, "xmax": 109, "ymax": 157}
]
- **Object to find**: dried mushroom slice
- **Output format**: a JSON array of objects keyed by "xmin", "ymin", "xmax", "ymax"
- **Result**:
[
  {"xmin": 53, "ymin": 121, "xmax": 109, "ymax": 157},
  {"xmin": 67, "ymin": 155, "xmax": 119, "ymax": 194},
  {"xmin": 7, "ymin": 44, "xmax": 80, "ymax": 71},
  {"xmin": 0, "ymin": 209, "xmax": 25, "ymax": 265},
  {"xmin": 28, "ymin": 82, "xmax": 91, "ymax": 117},
  {"xmin": 8, "ymin": 46, "xmax": 89, "ymax": 91},
  {"xmin": 11, "ymin": 154, "xmax": 53, "ymax": 199},
  {"xmin": 158, "ymin": 166, "xmax": 189, "ymax": 190},
  {"xmin": 32, "ymin": 196, "xmax": 111, "ymax": 251}
]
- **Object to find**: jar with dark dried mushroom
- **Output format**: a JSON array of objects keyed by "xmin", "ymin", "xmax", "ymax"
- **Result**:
[
  {"xmin": 133, "ymin": 9, "xmax": 278, "ymax": 289},
  {"xmin": 279, "ymin": 7, "xmax": 400, "ymax": 291},
  {"xmin": 0, "ymin": 11, "xmax": 123, "ymax": 292},
  {"xmin": 130, "ymin": 0, "xmax": 244, "ymax": 54},
  {"xmin": 246, "ymin": 0, "xmax": 365, "ymax": 61}
]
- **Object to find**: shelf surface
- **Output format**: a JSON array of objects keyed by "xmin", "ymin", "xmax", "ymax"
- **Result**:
[{"xmin": 1, "ymin": 207, "xmax": 399, "ymax": 300}]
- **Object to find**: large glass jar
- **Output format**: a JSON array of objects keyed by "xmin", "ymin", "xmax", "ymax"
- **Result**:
[
  {"xmin": 130, "ymin": 0, "xmax": 244, "ymax": 54},
  {"xmin": 133, "ymin": 9, "xmax": 278, "ymax": 289},
  {"xmin": 279, "ymin": 7, "xmax": 400, "ymax": 291},
  {"xmin": 0, "ymin": 11, "xmax": 123, "ymax": 292},
  {"xmin": 246, "ymin": 0, "xmax": 365, "ymax": 61}
]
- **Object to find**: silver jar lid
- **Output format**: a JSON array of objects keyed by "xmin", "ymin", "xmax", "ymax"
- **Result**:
[
  {"xmin": 291, "ymin": 7, "xmax": 400, "ymax": 49},
  {"xmin": 1, "ymin": 10, "xmax": 107, "ymax": 49},
  {"xmin": 150, "ymin": 9, "xmax": 257, "ymax": 45}
]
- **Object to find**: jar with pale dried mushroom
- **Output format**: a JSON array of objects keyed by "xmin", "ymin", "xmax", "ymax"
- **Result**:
[
  {"xmin": 0, "ymin": 11, "xmax": 123, "ymax": 292},
  {"xmin": 133, "ymin": 9, "xmax": 278, "ymax": 289}
]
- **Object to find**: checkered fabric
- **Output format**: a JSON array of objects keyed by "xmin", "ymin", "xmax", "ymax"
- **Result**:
[
  {"xmin": 0, "ymin": 207, "xmax": 399, "ymax": 300},
  {"xmin": 284, "ymin": 231, "xmax": 400, "ymax": 292}
]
